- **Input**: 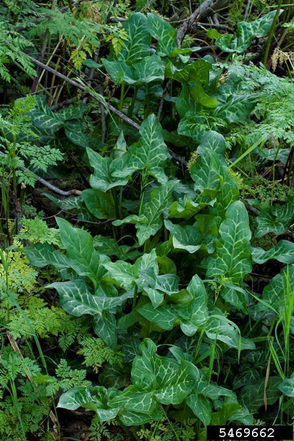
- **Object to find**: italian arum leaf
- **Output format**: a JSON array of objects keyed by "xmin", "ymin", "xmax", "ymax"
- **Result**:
[
  {"xmin": 251, "ymin": 240, "xmax": 294, "ymax": 264},
  {"xmin": 119, "ymin": 13, "xmax": 151, "ymax": 62},
  {"xmin": 164, "ymin": 220, "xmax": 202, "ymax": 253},
  {"xmin": 131, "ymin": 339, "xmax": 199, "ymax": 405},
  {"xmin": 25, "ymin": 243, "xmax": 69, "ymax": 270},
  {"xmin": 102, "ymin": 55, "xmax": 165, "ymax": 85},
  {"xmin": 58, "ymin": 386, "xmax": 120, "ymax": 421},
  {"xmin": 207, "ymin": 201, "xmax": 252, "ymax": 284},
  {"xmin": 112, "ymin": 114, "xmax": 168, "ymax": 183},
  {"xmin": 104, "ymin": 260, "xmax": 137, "ymax": 291},
  {"xmin": 64, "ymin": 120, "xmax": 91, "ymax": 148},
  {"xmin": 56, "ymin": 217, "xmax": 102, "ymax": 286},
  {"xmin": 29, "ymin": 96, "xmax": 64, "ymax": 134},
  {"xmin": 214, "ymin": 10, "xmax": 277, "ymax": 54},
  {"xmin": 138, "ymin": 303, "xmax": 179, "ymax": 330},
  {"xmin": 87, "ymin": 148, "xmax": 129, "ymax": 191},
  {"xmin": 82, "ymin": 189, "xmax": 116, "ymax": 219},
  {"xmin": 48, "ymin": 279, "xmax": 130, "ymax": 347},
  {"xmin": 168, "ymin": 196, "xmax": 215, "ymax": 220},
  {"xmin": 114, "ymin": 180, "xmax": 178, "ymax": 245},
  {"xmin": 240, "ymin": 377, "xmax": 281, "ymax": 412},
  {"xmin": 146, "ymin": 13, "xmax": 177, "ymax": 56},
  {"xmin": 279, "ymin": 374, "xmax": 294, "ymax": 397},
  {"xmin": 253, "ymin": 265, "xmax": 294, "ymax": 321},
  {"xmin": 255, "ymin": 202, "xmax": 294, "ymax": 237},
  {"xmin": 213, "ymin": 94, "xmax": 255, "ymax": 124}
]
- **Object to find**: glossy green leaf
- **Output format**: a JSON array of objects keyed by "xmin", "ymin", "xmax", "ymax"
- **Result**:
[
  {"xmin": 251, "ymin": 240, "xmax": 294, "ymax": 264},
  {"xmin": 102, "ymin": 55, "xmax": 165, "ymax": 85},
  {"xmin": 164, "ymin": 220, "xmax": 202, "ymax": 253},
  {"xmin": 82, "ymin": 188, "xmax": 116, "ymax": 219},
  {"xmin": 240, "ymin": 377, "xmax": 281, "ymax": 412},
  {"xmin": 255, "ymin": 202, "xmax": 294, "ymax": 237},
  {"xmin": 113, "ymin": 114, "xmax": 168, "ymax": 183},
  {"xmin": 87, "ymin": 148, "xmax": 129, "ymax": 191},
  {"xmin": 215, "ymin": 11, "xmax": 277, "ymax": 54},
  {"xmin": 114, "ymin": 180, "xmax": 178, "ymax": 245},
  {"xmin": 207, "ymin": 201, "xmax": 252, "ymax": 283},
  {"xmin": 146, "ymin": 13, "xmax": 177, "ymax": 56},
  {"xmin": 119, "ymin": 13, "xmax": 151, "ymax": 62},
  {"xmin": 279, "ymin": 374, "xmax": 294, "ymax": 397}
]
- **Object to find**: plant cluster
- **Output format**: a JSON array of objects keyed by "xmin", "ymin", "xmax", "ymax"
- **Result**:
[{"xmin": 1, "ymin": 0, "xmax": 294, "ymax": 440}]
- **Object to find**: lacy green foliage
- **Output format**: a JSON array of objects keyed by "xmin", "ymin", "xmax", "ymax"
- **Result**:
[
  {"xmin": 223, "ymin": 62, "xmax": 294, "ymax": 151},
  {"xmin": 136, "ymin": 418, "xmax": 197, "ymax": 441},
  {"xmin": 0, "ymin": 22, "xmax": 35, "ymax": 82},
  {"xmin": 0, "ymin": 247, "xmax": 38, "ymax": 297},
  {"xmin": 44, "ymin": 359, "xmax": 91, "ymax": 396},
  {"xmin": 17, "ymin": 217, "xmax": 61, "ymax": 246},
  {"xmin": 89, "ymin": 416, "xmax": 123, "ymax": 441},
  {"xmin": 0, "ymin": 347, "xmax": 49, "ymax": 440},
  {"xmin": 78, "ymin": 336, "xmax": 123, "ymax": 373},
  {"xmin": 8, "ymin": 298, "xmax": 77, "ymax": 339},
  {"xmin": 0, "ymin": 96, "xmax": 63, "ymax": 186}
]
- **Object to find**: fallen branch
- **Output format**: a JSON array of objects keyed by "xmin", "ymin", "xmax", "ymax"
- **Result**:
[
  {"xmin": 22, "ymin": 53, "xmax": 188, "ymax": 168},
  {"xmin": 177, "ymin": 0, "xmax": 227, "ymax": 47}
]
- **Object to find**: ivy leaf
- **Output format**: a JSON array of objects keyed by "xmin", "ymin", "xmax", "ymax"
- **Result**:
[
  {"xmin": 207, "ymin": 201, "xmax": 252, "ymax": 284},
  {"xmin": 82, "ymin": 189, "xmax": 116, "ymax": 220},
  {"xmin": 87, "ymin": 148, "xmax": 129, "ymax": 191},
  {"xmin": 251, "ymin": 240, "xmax": 294, "ymax": 264},
  {"xmin": 119, "ymin": 13, "xmax": 151, "ymax": 62},
  {"xmin": 113, "ymin": 114, "xmax": 168, "ymax": 183},
  {"xmin": 164, "ymin": 220, "xmax": 202, "ymax": 253}
]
